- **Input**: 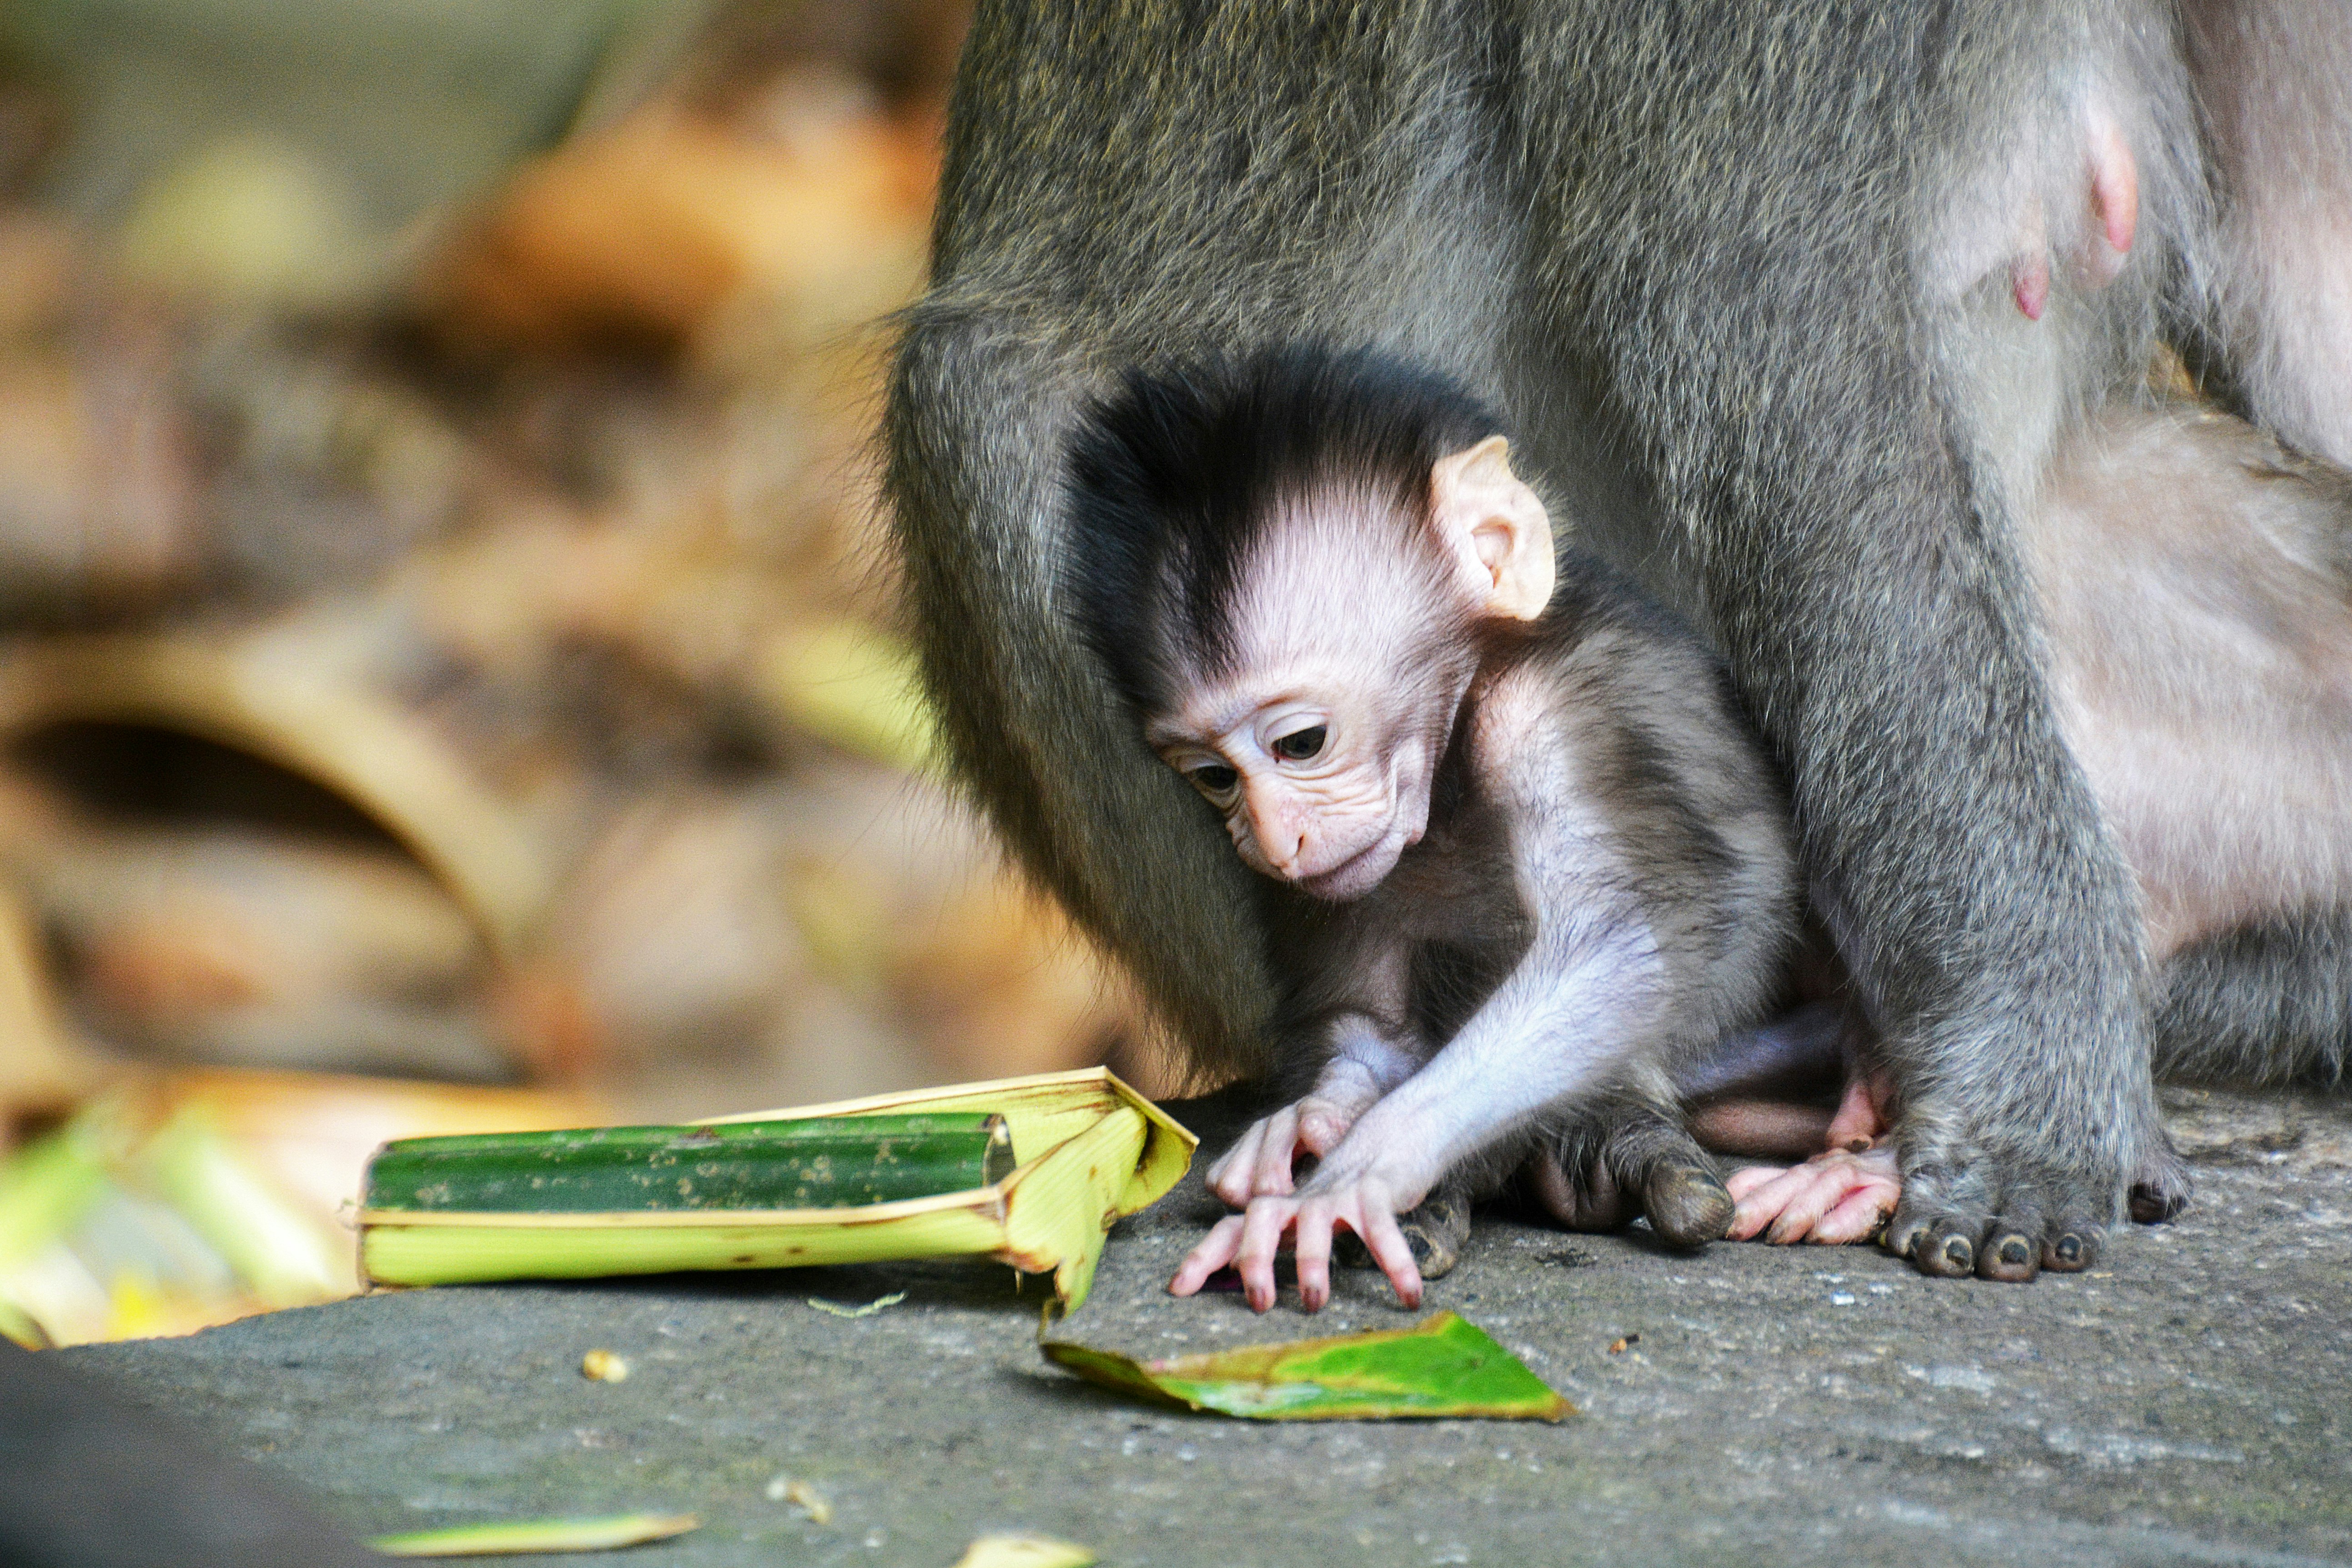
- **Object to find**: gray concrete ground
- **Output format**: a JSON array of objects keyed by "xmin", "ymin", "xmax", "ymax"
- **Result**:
[{"xmin": 62, "ymin": 1086, "xmax": 2352, "ymax": 1567}]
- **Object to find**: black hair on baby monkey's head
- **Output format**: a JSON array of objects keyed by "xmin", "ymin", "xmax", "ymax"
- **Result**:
[{"xmin": 1064, "ymin": 343, "xmax": 1508, "ymax": 714}]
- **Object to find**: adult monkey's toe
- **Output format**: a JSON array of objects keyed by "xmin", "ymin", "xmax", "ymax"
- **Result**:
[
  {"xmin": 2129, "ymin": 1139, "xmax": 2193, "ymax": 1224},
  {"xmin": 2041, "ymin": 1222, "xmax": 2103, "ymax": 1272}
]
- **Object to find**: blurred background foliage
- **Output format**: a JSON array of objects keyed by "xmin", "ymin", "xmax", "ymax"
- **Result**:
[{"xmin": 0, "ymin": 0, "xmax": 1156, "ymax": 1346}]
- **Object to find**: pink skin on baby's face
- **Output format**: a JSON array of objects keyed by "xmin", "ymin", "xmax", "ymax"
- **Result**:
[
  {"xmin": 1141, "ymin": 444, "xmax": 1553, "ymax": 906},
  {"xmin": 1147, "ymin": 672, "xmax": 1437, "ymax": 902}
]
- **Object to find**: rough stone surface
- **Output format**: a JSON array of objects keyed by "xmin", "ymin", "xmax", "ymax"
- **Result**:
[{"xmin": 61, "ymin": 1085, "xmax": 2352, "ymax": 1567}]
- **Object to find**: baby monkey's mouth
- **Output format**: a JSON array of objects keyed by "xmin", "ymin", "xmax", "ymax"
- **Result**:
[{"xmin": 1289, "ymin": 833, "xmax": 1401, "ymax": 902}]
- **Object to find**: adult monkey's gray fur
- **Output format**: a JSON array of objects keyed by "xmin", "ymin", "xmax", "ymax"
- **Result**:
[{"xmin": 884, "ymin": 0, "xmax": 2352, "ymax": 1280}]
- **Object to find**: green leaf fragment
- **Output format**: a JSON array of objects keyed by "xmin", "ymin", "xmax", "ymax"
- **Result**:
[
  {"xmin": 1042, "ymin": 1311, "xmax": 1572, "ymax": 1422},
  {"xmin": 370, "ymin": 1512, "xmax": 699, "ymax": 1556}
]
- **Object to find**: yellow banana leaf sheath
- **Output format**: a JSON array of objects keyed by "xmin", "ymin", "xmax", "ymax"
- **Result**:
[{"xmin": 357, "ymin": 1068, "xmax": 1194, "ymax": 1314}]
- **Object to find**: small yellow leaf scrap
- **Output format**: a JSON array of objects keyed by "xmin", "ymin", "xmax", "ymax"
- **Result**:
[
  {"xmin": 370, "ymin": 1513, "xmax": 697, "ymax": 1556},
  {"xmin": 764, "ymin": 1478, "xmax": 832, "ymax": 1524},
  {"xmin": 950, "ymin": 1535, "xmax": 1097, "ymax": 1568}
]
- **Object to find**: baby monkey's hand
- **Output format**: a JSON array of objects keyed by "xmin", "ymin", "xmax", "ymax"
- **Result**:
[
  {"xmin": 1185, "ymin": 1048, "xmax": 1429, "ymax": 1308},
  {"xmin": 1722, "ymin": 1072, "xmax": 1901, "ymax": 1244},
  {"xmin": 1725, "ymin": 1145, "xmax": 1900, "ymax": 1244},
  {"xmin": 1169, "ymin": 1174, "xmax": 1423, "ymax": 1313},
  {"xmin": 1203, "ymin": 1088, "xmax": 1378, "ymax": 1208}
]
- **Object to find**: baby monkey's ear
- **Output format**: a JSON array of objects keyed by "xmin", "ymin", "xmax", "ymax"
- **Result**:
[{"xmin": 1430, "ymin": 436, "xmax": 1555, "ymax": 621}]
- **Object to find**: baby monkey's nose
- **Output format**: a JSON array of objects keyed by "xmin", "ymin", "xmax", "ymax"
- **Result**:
[{"xmin": 1246, "ymin": 795, "xmax": 1308, "ymax": 875}]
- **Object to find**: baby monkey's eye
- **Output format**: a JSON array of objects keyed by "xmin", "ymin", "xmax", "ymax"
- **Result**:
[
  {"xmin": 1271, "ymin": 725, "xmax": 1327, "ymax": 762},
  {"xmin": 1188, "ymin": 762, "xmax": 1240, "ymax": 797}
]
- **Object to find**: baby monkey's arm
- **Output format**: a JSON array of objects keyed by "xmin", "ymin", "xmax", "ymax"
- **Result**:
[
  {"xmin": 1177, "ymin": 735, "xmax": 1672, "ymax": 1313},
  {"xmin": 1203, "ymin": 1017, "xmax": 1422, "ymax": 1207}
]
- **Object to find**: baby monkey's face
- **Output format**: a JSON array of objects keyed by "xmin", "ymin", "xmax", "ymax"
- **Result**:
[
  {"xmin": 1136, "ymin": 434, "xmax": 1555, "ymax": 903},
  {"xmin": 1148, "ymin": 670, "xmax": 1434, "ymax": 902}
]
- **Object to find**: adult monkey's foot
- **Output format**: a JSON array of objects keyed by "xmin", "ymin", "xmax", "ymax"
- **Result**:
[
  {"xmin": 1881, "ymin": 1157, "xmax": 2111, "ymax": 1281},
  {"xmin": 1880, "ymin": 1104, "xmax": 2189, "ymax": 1282}
]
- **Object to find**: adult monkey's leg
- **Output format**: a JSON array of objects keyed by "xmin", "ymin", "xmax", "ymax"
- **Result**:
[
  {"xmin": 885, "ymin": 309, "xmax": 1280, "ymax": 1077},
  {"xmin": 1507, "ymin": 3, "xmax": 2196, "ymax": 1280},
  {"xmin": 885, "ymin": 0, "xmax": 1515, "ymax": 1085}
]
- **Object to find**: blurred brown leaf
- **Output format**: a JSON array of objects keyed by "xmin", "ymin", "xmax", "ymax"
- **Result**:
[{"xmin": 425, "ymin": 76, "xmax": 935, "ymax": 359}]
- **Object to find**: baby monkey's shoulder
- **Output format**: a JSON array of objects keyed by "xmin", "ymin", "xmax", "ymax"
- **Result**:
[{"xmin": 1482, "ymin": 559, "xmax": 1747, "ymax": 736}]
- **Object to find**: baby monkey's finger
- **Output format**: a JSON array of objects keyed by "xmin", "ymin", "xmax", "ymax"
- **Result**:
[
  {"xmin": 1208, "ymin": 1114, "xmax": 1279, "ymax": 1206},
  {"xmin": 1724, "ymin": 1165, "xmax": 1811, "ymax": 1240},
  {"xmin": 1355, "ymin": 1202, "xmax": 1423, "ymax": 1309},
  {"xmin": 1236, "ymin": 1198, "xmax": 1297, "ymax": 1313},
  {"xmin": 1251, "ymin": 1109, "xmax": 1303, "ymax": 1197},
  {"xmin": 1168, "ymin": 1215, "xmax": 1249, "ymax": 1296},
  {"xmin": 1765, "ymin": 1164, "xmax": 1861, "ymax": 1244},
  {"xmin": 1293, "ymin": 1199, "xmax": 1338, "ymax": 1312},
  {"xmin": 1724, "ymin": 1161, "xmax": 1794, "ymax": 1202},
  {"xmin": 1813, "ymin": 1182, "xmax": 1898, "ymax": 1245},
  {"xmin": 1204, "ymin": 1130, "xmax": 1257, "ymax": 1207}
]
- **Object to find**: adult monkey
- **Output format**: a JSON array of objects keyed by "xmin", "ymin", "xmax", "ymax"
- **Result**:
[{"xmin": 884, "ymin": 1, "xmax": 2352, "ymax": 1281}]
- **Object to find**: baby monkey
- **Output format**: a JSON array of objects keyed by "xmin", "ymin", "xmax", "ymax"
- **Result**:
[{"xmin": 1065, "ymin": 347, "xmax": 1799, "ymax": 1312}]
